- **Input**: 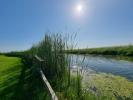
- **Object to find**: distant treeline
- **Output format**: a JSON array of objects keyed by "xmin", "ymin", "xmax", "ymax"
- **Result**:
[{"xmin": 67, "ymin": 45, "xmax": 133, "ymax": 56}]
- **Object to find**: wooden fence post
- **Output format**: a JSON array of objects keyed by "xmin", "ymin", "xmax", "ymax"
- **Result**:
[{"xmin": 34, "ymin": 55, "xmax": 58, "ymax": 100}]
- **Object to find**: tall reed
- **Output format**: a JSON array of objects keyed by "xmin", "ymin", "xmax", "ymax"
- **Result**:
[{"xmin": 30, "ymin": 33, "xmax": 87, "ymax": 99}]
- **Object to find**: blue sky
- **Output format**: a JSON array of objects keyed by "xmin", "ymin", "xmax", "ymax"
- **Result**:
[{"xmin": 0, "ymin": 0, "xmax": 133, "ymax": 52}]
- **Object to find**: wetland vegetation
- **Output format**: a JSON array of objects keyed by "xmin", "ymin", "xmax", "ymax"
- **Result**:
[{"xmin": 1, "ymin": 34, "xmax": 133, "ymax": 100}]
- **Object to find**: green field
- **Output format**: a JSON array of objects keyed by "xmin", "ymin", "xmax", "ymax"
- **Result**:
[
  {"xmin": 0, "ymin": 55, "xmax": 49, "ymax": 100},
  {"xmin": 0, "ymin": 55, "xmax": 22, "ymax": 99}
]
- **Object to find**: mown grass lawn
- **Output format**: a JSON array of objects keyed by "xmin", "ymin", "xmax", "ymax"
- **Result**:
[
  {"xmin": 0, "ymin": 55, "xmax": 49, "ymax": 100},
  {"xmin": 0, "ymin": 55, "xmax": 22, "ymax": 98}
]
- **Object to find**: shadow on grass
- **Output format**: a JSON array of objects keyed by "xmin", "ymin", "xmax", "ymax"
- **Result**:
[{"xmin": 0, "ymin": 58, "xmax": 50, "ymax": 100}]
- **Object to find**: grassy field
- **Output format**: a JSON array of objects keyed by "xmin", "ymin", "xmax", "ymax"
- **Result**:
[
  {"xmin": 67, "ymin": 45, "xmax": 133, "ymax": 56},
  {"xmin": 0, "ymin": 55, "xmax": 49, "ymax": 100},
  {"xmin": 0, "ymin": 55, "xmax": 22, "ymax": 99}
]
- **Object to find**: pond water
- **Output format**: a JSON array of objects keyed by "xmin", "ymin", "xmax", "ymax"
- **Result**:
[{"xmin": 70, "ymin": 55, "xmax": 133, "ymax": 81}]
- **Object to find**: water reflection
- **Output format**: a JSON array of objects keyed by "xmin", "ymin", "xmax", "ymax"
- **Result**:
[{"xmin": 70, "ymin": 54, "xmax": 133, "ymax": 81}]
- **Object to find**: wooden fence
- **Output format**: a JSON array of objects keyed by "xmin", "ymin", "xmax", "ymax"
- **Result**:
[{"xmin": 34, "ymin": 55, "xmax": 58, "ymax": 100}]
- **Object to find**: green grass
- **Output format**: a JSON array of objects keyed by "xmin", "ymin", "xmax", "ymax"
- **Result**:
[
  {"xmin": 0, "ymin": 55, "xmax": 22, "ymax": 99},
  {"xmin": 67, "ymin": 45, "xmax": 133, "ymax": 56},
  {"xmin": 0, "ymin": 55, "xmax": 50, "ymax": 100}
]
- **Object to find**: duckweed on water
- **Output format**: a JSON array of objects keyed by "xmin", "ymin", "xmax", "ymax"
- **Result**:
[{"xmin": 82, "ymin": 72, "xmax": 133, "ymax": 100}]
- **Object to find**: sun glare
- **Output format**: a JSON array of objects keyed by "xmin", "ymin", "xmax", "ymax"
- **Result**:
[
  {"xmin": 75, "ymin": 3, "xmax": 84, "ymax": 17},
  {"xmin": 73, "ymin": 2, "xmax": 89, "ymax": 19},
  {"xmin": 77, "ymin": 4, "xmax": 83, "ymax": 12}
]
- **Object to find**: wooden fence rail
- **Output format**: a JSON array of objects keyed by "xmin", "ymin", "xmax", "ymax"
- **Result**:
[{"xmin": 34, "ymin": 55, "xmax": 58, "ymax": 100}]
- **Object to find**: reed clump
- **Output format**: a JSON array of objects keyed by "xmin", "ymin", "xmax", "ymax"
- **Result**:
[{"xmin": 29, "ymin": 33, "xmax": 86, "ymax": 99}]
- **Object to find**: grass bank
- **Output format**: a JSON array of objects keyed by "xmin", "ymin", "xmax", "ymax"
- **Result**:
[
  {"xmin": 67, "ymin": 45, "xmax": 133, "ymax": 56},
  {"xmin": 0, "ymin": 55, "xmax": 49, "ymax": 100}
]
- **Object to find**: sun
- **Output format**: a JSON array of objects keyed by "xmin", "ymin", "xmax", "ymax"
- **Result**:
[
  {"xmin": 74, "ymin": 2, "xmax": 88, "ymax": 18},
  {"xmin": 76, "ymin": 4, "xmax": 83, "ymax": 13},
  {"xmin": 75, "ymin": 3, "xmax": 84, "ymax": 16}
]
